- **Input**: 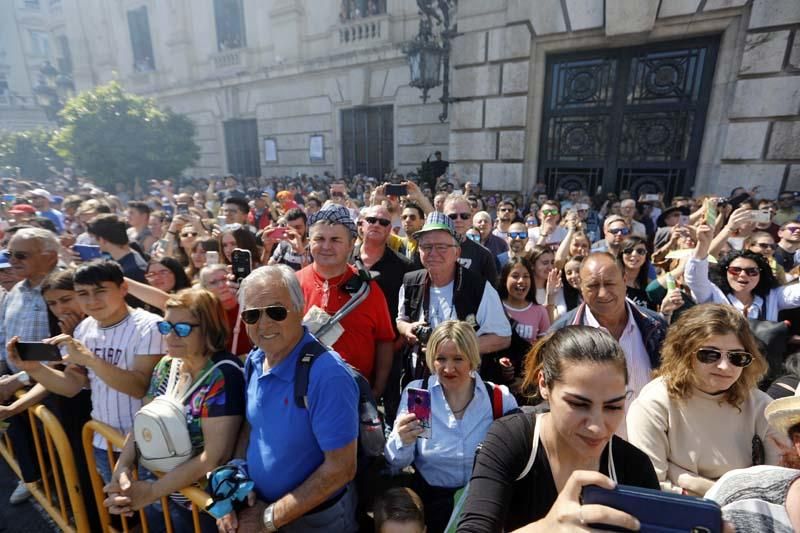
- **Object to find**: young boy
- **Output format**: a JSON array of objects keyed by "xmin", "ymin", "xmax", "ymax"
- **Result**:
[{"xmin": 8, "ymin": 259, "xmax": 165, "ymax": 482}]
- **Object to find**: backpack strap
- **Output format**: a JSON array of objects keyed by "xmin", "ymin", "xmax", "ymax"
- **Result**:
[
  {"xmin": 178, "ymin": 359, "xmax": 243, "ymax": 403},
  {"xmin": 482, "ymin": 381, "xmax": 504, "ymax": 420},
  {"xmin": 165, "ymin": 357, "xmax": 181, "ymax": 398},
  {"xmin": 293, "ymin": 340, "xmax": 332, "ymax": 409}
]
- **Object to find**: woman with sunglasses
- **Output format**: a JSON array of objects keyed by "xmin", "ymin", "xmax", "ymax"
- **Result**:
[
  {"xmin": 618, "ymin": 236, "xmax": 656, "ymax": 310},
  {"xmin": 686, "ymin": 223, "xmax": 800, "ymax": 321},
  {"xmin": 105, "ymin": 288, "xmax": 244, "ymax": 533},
  {"xmin": 627, "ymin": 304, "xmax": 784, "ymax": 496}
]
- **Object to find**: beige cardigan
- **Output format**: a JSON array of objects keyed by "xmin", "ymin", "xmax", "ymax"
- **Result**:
[{"xmin": 627, "ymin": 376, "xmax": 786, "ymax": 493}]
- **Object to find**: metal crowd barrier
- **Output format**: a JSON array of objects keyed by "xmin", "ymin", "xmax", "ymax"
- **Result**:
[
  {"xmin": 82, "ymin": 419, "xmax": 213, "ymax": 533},
  {"xmin": 0, "ymin": 400, "xmax": 91, "ymax": 533}
]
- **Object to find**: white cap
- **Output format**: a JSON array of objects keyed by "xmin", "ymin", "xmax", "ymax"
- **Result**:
[{"xmin": 30, "ymin": 188, "xmax": 51, "ymax": 201}]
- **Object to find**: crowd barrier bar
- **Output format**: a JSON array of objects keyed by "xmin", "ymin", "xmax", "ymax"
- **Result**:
[
  {"xmin": 82, "ymin": 419, "xmax": 214, "ymax": 533},
  {"xmin": 0, "ymin": 399, "xmax": 90, "ymax": 533}
]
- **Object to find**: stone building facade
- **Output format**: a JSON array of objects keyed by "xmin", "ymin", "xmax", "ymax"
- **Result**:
[{"xmin": 21, "ymin": 0, "xmax": 800, "ymax": 198}]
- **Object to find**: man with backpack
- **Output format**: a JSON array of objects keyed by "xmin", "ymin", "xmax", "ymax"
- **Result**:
[{"xmin": 219, "ymin": 264, "xmax": 359, "ymax": 532}]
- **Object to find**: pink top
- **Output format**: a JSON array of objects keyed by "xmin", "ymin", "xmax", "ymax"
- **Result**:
[{"xmin": 503, "ymin": 302, "xmax": 550, "ymax": 342}]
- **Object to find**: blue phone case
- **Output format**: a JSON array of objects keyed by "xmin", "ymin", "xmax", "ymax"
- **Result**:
[
  {"xmin": 73, "ymin": 244, "xmax": 102, "ymax": 261},
  {"xmin": 581, "ymin": 484, "xmax": 721, "ymax": 533}
]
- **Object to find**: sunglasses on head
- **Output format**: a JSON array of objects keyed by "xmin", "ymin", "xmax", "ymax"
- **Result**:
[
  {"xmin": 727, "ymin": 266, "xmax": 760, "ymax": 277},
  {"xmin": 447, "ymin": 213, "xmax": 471, "ymax": 221},
  {"xmin": 364, "ymin": 216, "xmax": 391, "ymax": 227},
  {"xmin": 541, "ymin": 209, "xmax": 559, "ymax": 216},
  {"xmin": 157, "ymin": 321, "xmax": 199, "ymax": 337},
  {"xmin": 623, "ymin": 247, "xmax": 648, "ymax": 256},
  {"xmin": 696, "ymin": 348, "xmax": 753, "ymax": 367},
  {"xmin": 609, "ymin": 227, "xmax": 631, "ymax": 236},
  {"xmin": 240, "ymin": 305, "xmax": 289, "ymax": 324},
  {"xmin": 508, "ymin": 232, "xmax": 528, "ymax": 240}
]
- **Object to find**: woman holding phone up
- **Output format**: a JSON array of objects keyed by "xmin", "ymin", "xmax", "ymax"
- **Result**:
[
  {"xmin": 385, "ymin": 320, "xmax": 517, "ymax": 533},
  {"xmin": 457, "ymin": 326, "xmax": 659, "ymax": 532}
]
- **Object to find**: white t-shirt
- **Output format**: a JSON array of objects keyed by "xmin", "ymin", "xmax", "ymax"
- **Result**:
[
  {"xmin": 528, "ymin": 226, "xmax": 568, "ymax": 248},
  {"xmin": 74, "ymin": 307, "xmax": 165, "ymax": 449}
]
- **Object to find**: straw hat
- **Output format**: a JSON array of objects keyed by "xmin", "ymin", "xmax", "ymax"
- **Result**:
[{"xmin": 765, "ymin": 384, "xmax": 800, "ymax": 435}]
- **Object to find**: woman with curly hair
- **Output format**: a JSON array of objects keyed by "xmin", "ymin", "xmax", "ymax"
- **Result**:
[
  {"xmin": 685, "ymin": 223, "xmax": 800, "ymax": 320},
  {"xmin": 627, "ymin": 304, "xmax": 786, "ymax": 496}
]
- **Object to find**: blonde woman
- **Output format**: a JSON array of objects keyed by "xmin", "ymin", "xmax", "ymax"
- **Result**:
[{"xmin": 385, "ymin": 320, "xmax": 517, "ymax": 532}]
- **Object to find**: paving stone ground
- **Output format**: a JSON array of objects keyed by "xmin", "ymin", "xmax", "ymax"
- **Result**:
[{"xmin": 0, "ymin": 458, "xmax": 59, "ymax": 533}]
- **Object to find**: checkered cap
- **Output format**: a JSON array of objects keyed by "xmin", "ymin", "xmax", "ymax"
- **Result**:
[
  {"xmin": 308, "ymin": 203, "xmax": 357, "ymax": 237},
  {"xmin": 413, "ymin": 211, "xmax": 458, "ymax": 240}
]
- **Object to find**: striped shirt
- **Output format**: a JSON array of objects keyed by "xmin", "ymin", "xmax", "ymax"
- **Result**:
[
  {"xmin": 0, "ymin": 278, "xmax": 52, "ymax": 373},
  {"xmin": 75, "ymin": 308, "xmax": 165, "ymax": 449}
]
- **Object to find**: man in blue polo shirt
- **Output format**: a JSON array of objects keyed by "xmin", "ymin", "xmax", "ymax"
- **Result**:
[{"xmin": 219, "ymin": 264, "xmax": 359, "ymax": 533}]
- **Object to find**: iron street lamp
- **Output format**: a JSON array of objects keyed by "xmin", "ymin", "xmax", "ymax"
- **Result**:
[
  {"xmin": 33, "ymin": 60, "xmax": 74, "ymax": 123},
  {"xmin": 403, "ymin": 0, "xmax": 456, "ymax": 123}
]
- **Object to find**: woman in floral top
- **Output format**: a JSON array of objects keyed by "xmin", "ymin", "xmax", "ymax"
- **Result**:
[{"xmin": 104, "ymin": 288, "xmax": 245, "ymax": 533}]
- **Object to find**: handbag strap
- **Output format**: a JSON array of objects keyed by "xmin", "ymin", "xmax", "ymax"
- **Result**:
[
  {"xmin": 165, "ymin": 358, "xmax": 181, "ymax": 397},
  {"xmin": 516, "ymin": 413, "xmax": 617, "ymax": 482},
  {"xmin": 177, "ymin": 359, "xmax": 243, "ymax": 403}
]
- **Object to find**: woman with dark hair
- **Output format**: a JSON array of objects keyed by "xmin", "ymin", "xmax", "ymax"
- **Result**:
[
  {"xmin": 768, "ymin": 352, "xmax": 800, "ymax": 400},
  {"xmin": 187, "ymin": 238, "xmax": 220, "ymax": 281},
  {"xmin": 628, "ymin": 304, "xmax": 784, "ymax": 495},
  {"xmin": 686, "ymin": 223, "xmax": 800, "ymax": 320},
  {"xmin": 529, "ymin": 245, "xmax": 566, "ymax": 323},
  {"xmin": 620, "ymin": 235, "xmax": 655, "ymax": 310},
  {"xmin": 457, "ymin": 326, "xmax": 659, "ymax": 532},
  {"xmin": 145, "ymin": 257, "xmax": 192, "ymax": 294},
  {"xmin": 561, "ymin": 255, "xmax": 583, "ymax": 311},
  {"xmin": 497, "ymin": 257, "xmax": 550, "ymax": 343},
  {"xmin": 218, "ymin": 225, "xmax": 261, "ymax": 266}
]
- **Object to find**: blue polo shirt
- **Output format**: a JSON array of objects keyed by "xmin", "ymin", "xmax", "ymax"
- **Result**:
[{"xmin": 244, "ymin": 329, "xmax": 359, "ymax": 502}]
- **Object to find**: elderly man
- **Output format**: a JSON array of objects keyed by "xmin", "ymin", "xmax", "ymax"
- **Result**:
[
  {"xmin": 550, "ymin": 252, "xmax": 666, "ymax": 407},
  {"xmin": 0, "ymin": 227, "xmax": 60, "ymax": 503},
  {"xmin": 442, "ymin": 194, "xmax": 498, "ymax": 286},
  {"xmin": 620, "ymin": 198, "xmax": 647, "ymax": 238},
  {"xmin": 473, "ymin": 211, "xmax": 508, "ymax": 257},
  {"xmin": 591, "ymin": 215, "xmax": 632, "ymax": 256},
  {"xmin": 297, "ymin": 204, "xmax": 395, "ymax": 398},
  {"xmin": 396, "ymin": 212, "xmax": 511, "ymax": 384},
  {"xmin": 222, "ymin": 265, "xmax": 359, "ymax": 532}
]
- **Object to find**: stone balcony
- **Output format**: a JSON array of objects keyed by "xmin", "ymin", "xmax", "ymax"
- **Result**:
[
  {"xmin": 211, "ymin": 48, "xmax": 249, "ymax": 71},
  {"xmin": 334, "ymin": 14, "xmax": 391, "ymax": 51}
]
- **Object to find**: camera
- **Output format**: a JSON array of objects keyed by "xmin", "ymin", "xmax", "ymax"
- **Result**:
[{"xmin": 414, "ymin": 324, "xmax": 432, "ymax": 345}]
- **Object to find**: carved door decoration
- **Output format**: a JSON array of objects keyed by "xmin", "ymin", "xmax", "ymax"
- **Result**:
[{"xmin": 538, "ymin": 38, "xmax": 718, "ymax": 201}]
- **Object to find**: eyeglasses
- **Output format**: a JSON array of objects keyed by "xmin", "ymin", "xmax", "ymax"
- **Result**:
[
  {"xmin": 727, "ymin": 266, "xmax": 760, "ymax": 277},
  {"xmin": 240, "ymin": 305, "xmax": 289, "ymax": 324},
  {"xmin": 608, "ymin": 227, "xmax": 631, "ymax": 236},
  {"xmin": 785, "ymin": 227, "xmax": 800, "ymax": 233},
  {"xmin": 157, "ymin": 321, "xmax": 200, "ymax": 337},
  {"xmin": 754, "ymin": 242, "xmax": 777, "ymax": 250},
  {"xmin": 447, "ymin": 213, "xmax": 471, "ymax": 221},
  {"xmin": 364, "ymin": 216, "xmax": 391, "ymax": 227},
  {"xmin": 7, "ymin": 251, "xmax": 30, "ymax": 260},
  {"xmin": 508, "ymin": 232, "xmax": 528, "ymax": 240},
  {"xmin": 696, "ymin": 348, "xmax": 753, "ymax": 368},
  {"xmin": 499, "ymin": 207, "xmax": 513, "ymax": 212},
  {"xmin": 180, "ymin": 231, "xmax": 199, "ymax": 238},
  {"xmin": 623, "ymin": 247, "xmax": 648, "ymax": 256},
  {"xmin": 419, "ymin": 243, "xmax": 458, "ymax": 254},
  {"xmin": 541, "ymin": 209, "xmax": 559, "ymax": 216}
]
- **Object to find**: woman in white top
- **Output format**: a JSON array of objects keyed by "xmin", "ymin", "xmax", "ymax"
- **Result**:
[
  {"xmin": 627, "ymin": 304, "xmax": 785, "ymax": 496},
  {"xmin": 685, "ymin": 223, "xmax": 800, "ymax": 321},
  {"xmin": 385, "ymin": 320, "xmax": 517, "ymax": 533},
  {"xmin": 529, "ymin": 244, "xmax": 567, "ymax": 323}
]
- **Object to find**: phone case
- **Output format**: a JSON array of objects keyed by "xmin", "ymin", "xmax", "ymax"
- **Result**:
[
  {"xmin": 581, "ymin": 484, "xmax": 721, "ymax": 533},
  {"xmin": 407, "ymin": 388, "xmax": 432, "ymax": 439},
  {"xmin": 73, "ymin": 245, "xmax": 102, "ymax": 261},
  {"xmin": 231, "ymin": 249, "xmax": 252, "ymax": 281}
]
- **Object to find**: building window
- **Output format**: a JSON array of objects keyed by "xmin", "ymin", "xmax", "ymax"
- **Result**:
[
  {"xmin": 214, "ymin": 0, "xmax": 246, "ymax": 51},
  {"xmin": 57, "ymin": 35, "xmax": 72, "ymax": 74},
  {"xmin": 538, "ymin": 38, "xmax": 719, "ymax": 200},
  {"xmin": 127, "ymin": 6, "xmax": 155, "ymax": 72},
  {"xmin": 224, "ymin": 119, "xmax": 261, "ymax": 178},
  {"xmin": 29, "ymin": 30, "xmax": 50, "ymax": 57},
  {"xmin": 341, "ymin": 105, "xmax": 393, "ymax": 179},
  {"xmin": 340, "ymin": 0, "xmax": 386, "ymax": 21}
]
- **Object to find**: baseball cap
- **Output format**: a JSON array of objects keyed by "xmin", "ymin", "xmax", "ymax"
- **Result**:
[
  {"xmin": 29, "ymin": 188, "xmax": 52, "ymax": 201},
  {"xmin": 8, "ymin": 204, "xmax": 36, "ymax": 215}
]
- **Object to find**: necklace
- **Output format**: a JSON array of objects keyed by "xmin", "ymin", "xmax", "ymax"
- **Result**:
[{"xmin": 447, "ymin": 388, "xmax": 475, "ymax": 415}]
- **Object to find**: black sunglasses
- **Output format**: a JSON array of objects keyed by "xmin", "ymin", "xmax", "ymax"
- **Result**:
[
  {"xmin": 696, "ymin": 348, "xmax": 753, "ymax": 368},
  {"xmin": 8, "ymin": 251, "xmax": 30, "ymax": 260},
  {"xmin": 241, "ymin": 306, "xmax": 289, "ymax": 324},
  {"xmin": 447, "ymin": 213, "xmax": 471, "ymax": 221},
  {"xmin": 364, "ymin": 216, "xmax": 391, "ymax": 227}
]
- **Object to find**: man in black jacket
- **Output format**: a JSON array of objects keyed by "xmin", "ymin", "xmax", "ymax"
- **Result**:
[{"xmin": 443, "ymin": 194, "xmax": 498, "ymax": 287}]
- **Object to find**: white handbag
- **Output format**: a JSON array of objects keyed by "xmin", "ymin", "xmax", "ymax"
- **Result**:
[{"xmin": 134, "ymin": 358, "xmax": 240, "ymax": 472}]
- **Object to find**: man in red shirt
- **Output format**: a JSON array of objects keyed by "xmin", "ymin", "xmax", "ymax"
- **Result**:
[{"xmin": 296, "ymin": 204, "xmax": 395, "ymax": 398}]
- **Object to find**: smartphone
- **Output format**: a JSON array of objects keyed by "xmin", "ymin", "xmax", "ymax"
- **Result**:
[
  {"xmin": 266, "ymin": 227, "xmax": 288, "ymax": 240},
  {"xmin": 407, "ymin": 388, "xmax": 432, "ymax": 439},
  {"xmin": 231, "ymin": 248, "xmax": 252, "ymax": 282},
  {"xmin": 176, "ymin": 202, "xmax": 189, "ymax": 215},
  {"xmin": 644, "ymin": 194, "xmax": 660, "ymax": 202},
  {"xmin": 679, "ymin": 215, "xmax": 690, "ymax": 226},
  {"xmin": 385, "ymin": 183, "xmax": 408, "ymax": 197},
  {"xmin": 205, "ymin": 251, "xmax": 219, "ymax": 266},
  {"xmin": 73, "ymin": 244, "xmax": 102, "ymax": 261},
  {"xmin": 752, "ymin": 209, "xmax": 771, "ymax": 224},
  {"xmin": 331, "ymin": 183, "xmax": 346, "ymax": 195},
  {"xmin": 16, "ymin": 342, "xmax": 63, "ymax": 362},
  {"xmin": 582, "ymin": 484, "xmax": 721, "ymax": 533},
  {"xmin": 705, "ymin": 202, "xmax": 718, "ymax": 227}
]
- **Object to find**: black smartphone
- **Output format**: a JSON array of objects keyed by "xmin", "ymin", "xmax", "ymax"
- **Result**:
[
  {"xmin": 385, "ymin": 183, "xmax": 407, "ymax": 197},
  {"xmin": 581, "ymin": 484, "xmax": 722, "ymax": 533},
  {"xmin": 231, "ymin": 248, "xmax": 252, "ymax": 282},
  {"xmin": 16, "ymin": 342, "xmax": 63, "ymax": 362},
  {"xmin": 176, "ymin": 202, "xmax": 189, "ymax": 215}
]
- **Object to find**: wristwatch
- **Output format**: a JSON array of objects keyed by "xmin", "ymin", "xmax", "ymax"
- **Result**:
[
  {"xmin": 262, "ymin": 503, "xmax": 277, "ymax": 532},
  {"xmin": 16, "ymin": 371, "xmax": 30, "ymax": 386}
]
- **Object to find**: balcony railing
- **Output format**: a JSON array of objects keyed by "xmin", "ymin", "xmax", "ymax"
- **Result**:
[
  {"xmin": 212, "ymin": 49, "xmax": 244, "ymax": 70},
  {"xmin": 336, "ymin": 14, "xmax": 390, "ymax": 49}
]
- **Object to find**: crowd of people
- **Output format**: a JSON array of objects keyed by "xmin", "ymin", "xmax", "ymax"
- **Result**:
[{"xmin": 2, "ymin": 171, "xmax": 800, "ymax": 532}]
